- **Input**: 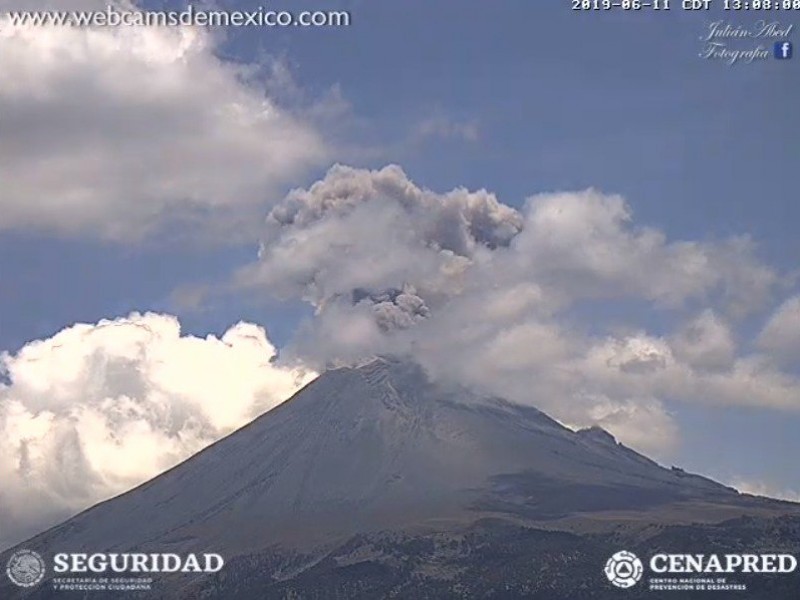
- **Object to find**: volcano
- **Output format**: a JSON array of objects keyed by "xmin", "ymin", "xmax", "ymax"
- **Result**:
[{"xmin": 3, "ymin": 357, "xmax": 799, "ymax": 599}]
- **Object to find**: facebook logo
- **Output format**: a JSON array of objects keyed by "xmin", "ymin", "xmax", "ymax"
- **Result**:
[{"xmin": 774, "ymin": 41, "xmax": 793, "ymax": 60}]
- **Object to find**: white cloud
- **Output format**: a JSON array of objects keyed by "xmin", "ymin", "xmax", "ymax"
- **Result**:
[
  {"xmin": 413, "ymin": 115, "xmax": 479, "ymax": 143},
  {"xmin": 516, "ymin": 191, "xmax": 775, "ymax": 312},
  {"xmin": 0, "ymin": 313, "xmax": 315, "ymax": 550},
  {"xmin": 575, "ymin": 332, "xmax": 800, "ymax": 412},
  {"xmin": 236, "ymin": 165, "xmax": 798, "ymax": 457},
  {"xmin": 0, "ymin": 0, "xmax": 326, "ymax": 241},
  {"xmin": 669, "ymin": 310, "xmax": 736, "ymax": 371},
  {"xmin": 757, "ymin": 296, "xmax": 800, "ymax": 365},
  {"xmin": 730, "ymin": 478, "xmax": 800, "ymax": 503},
  {"xmin": 584, "ymin": 396, "xmax": 680, "ymax": 459}
]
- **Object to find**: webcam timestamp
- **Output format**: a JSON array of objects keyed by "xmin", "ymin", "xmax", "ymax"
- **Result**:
[
  {"xmin": 725, "ymin": 0, "xmax": 800, "ymax": 7},
  {"xmin": 572, "ymin": 0, "xmax": 671, "ymax": 9}
]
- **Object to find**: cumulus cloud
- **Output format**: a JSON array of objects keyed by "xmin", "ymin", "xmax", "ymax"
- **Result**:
[
  {"xmin": 515, "ymin": 191, "xmax": 776, "ymax": 312},
  {"xmin": 235, "ymin": 164, "xmax": 798, "ymax": 456},
  {"xmin": 0, "ymin": 313, "xmax": 314, "ymax": 550},
  {"xmin": 0, "ymin": 0, "xmax": 326, "ymax": 241}
]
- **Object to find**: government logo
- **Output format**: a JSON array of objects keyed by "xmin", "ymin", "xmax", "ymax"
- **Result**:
[
  {"xmin": 6, "ymin": 549, "xmax": 46, "ymax": 588},
  {"xmin": 605, "ymin": 550, "xmax": 644, "ymax": 589}
]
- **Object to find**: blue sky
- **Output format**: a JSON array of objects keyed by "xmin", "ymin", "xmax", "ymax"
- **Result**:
[{"xmin": 0, "ymin": 0, "xmax": 798, "ymax": 546}]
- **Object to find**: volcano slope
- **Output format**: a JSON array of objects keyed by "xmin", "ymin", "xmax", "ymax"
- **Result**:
[{"xmin": 3, "ymin": 358, "xmax": 799, "ymax": 599}]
